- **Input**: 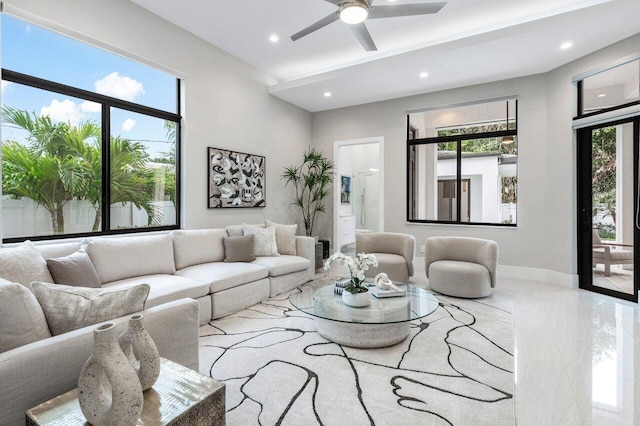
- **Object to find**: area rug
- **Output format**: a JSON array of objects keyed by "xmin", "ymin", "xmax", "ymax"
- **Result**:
[{"xmin": 199, "ymin": 288, "xmax": 515, "ymax": 425}]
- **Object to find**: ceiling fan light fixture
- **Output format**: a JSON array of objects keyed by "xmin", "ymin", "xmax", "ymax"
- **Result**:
[{"xmin": 339, "ymin": 1, "xmax": 370, "ymax": 25}]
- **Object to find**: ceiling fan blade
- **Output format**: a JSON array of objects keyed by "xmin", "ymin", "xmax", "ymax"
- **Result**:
[
  {"xmin": 324, "ymin": 0, "xmax": 341, "ymax": 4},
  {"xmin": 291, "ymin": 13, "xmax": 340, "ymax": 41},
  {"xmin": 368, "ymin": 2, "xmax": 446, "ymax": 19},
  {"xmin": 349, "ymin": 23, "xmax": 377, "ymax": 51}
]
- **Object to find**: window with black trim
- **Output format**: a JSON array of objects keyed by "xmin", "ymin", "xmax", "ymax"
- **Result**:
[
  {"xmin": 407, "ymin": 98, "xmax": 517, "ymax": 226},
  {"xmin": 1, "ymin": 14, "xmax": 181, "ymax": 242}
]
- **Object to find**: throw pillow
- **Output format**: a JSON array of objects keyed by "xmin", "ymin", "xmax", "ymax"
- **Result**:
[
  {"xmin": 47, "ymin": 249, "xmax": 101, "ymax": 288},
  {"xmin": 0, "ymin": 241, "xmax": 54, "ymax": 287},
  {"xmin": 0, "ymin": 279, "xmax": 52, "ymax": 353},
  {"xmin": 31, "ymin": 282, "xmax": 150, "ymax": 336},
  {"xmin": 242, "ymin": 223, "xmax": 279, "ymax": 257},
  {"xmin": 223, "ymin": 235, "xmax": 256, "ymax": 262},
  {"xmin": 265, "ymin": 220, "xmax": 297, "ymax": 256}
]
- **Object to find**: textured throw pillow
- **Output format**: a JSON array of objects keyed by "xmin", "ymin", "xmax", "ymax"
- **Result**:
[
  {"xmin": 265, "ymin": 220, "xmax": 297, "ymax": 256},
  {"xmin": 0, "ymin": 241, "xmax": 54, "ymax": 287},
  {"xmin": 243, "ymin": 223, "xmax": 279, "ymax": 257},
  {"xmin": 31, "ymin": 282, "xmax": 150, "ymax": 336},
  {"xmin": 0, "ymin": 279, "xmax": 52, "ymax": 353},
  {"xmin": 223, "ymin": 235, "xmax": 256, "ymax": 263},
  {"xmin": 47, "ymin": 250, "xmax": 101, "ymax": 288}
]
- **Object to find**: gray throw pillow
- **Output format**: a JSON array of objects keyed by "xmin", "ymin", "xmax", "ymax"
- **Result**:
[
  {"xmin": 31, "ymin": 282, "xmax": 150, "ymax": 336},
  {"xmin": 47, "ymin": 250, "xmax": 101, "ymax": 288},
  {"xmin": 0, "ymin": 279, "xmax": 52, "ymax": 353},
  {"xmin": 265, "ymin": 220, "xmax": 297, "ymax": 255},
  {"xmin": 223, "ymin": 235, "xmax": 256, "ymax": 262},
  {"xmin": 0, "ymin": 241, "xmax": 54, "ymax": 287}
]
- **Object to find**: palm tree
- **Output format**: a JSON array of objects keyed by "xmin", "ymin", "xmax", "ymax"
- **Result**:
[
  {"xmin": 2, "ymin": 107, "xmax": 160, "ymax": 234},
  {"xmin": 2, "ymin": 108, "xmax": 92, "ymax": 234}
]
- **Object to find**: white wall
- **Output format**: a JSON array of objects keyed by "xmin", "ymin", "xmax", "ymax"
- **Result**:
[
  {"xmin": 312, "ymin": 32, "xmax": 640, "ymax": 275},
  {"xmin": 1, "ymin": 0, "xmax": 312, "ymax": 235}
]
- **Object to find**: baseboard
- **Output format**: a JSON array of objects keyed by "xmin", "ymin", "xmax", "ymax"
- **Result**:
[{"xmin": 497, "ymin": 265, "xmax": 579, "ymax": 289}]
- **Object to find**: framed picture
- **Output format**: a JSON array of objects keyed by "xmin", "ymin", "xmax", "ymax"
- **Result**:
[
  {"xmin": 208, "ymin": 147, "xmax": 266, "ymax": 208},
  {"xmin": 341, "ymin": 175, "xmax": 351, "ymax": 204}
]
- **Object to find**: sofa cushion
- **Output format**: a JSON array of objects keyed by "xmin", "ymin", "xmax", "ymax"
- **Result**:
[
  {"xmin": 47, "ymin": 250, "xmax": 101, "ymax": 288},
  {"xmin": 172, "ymin": 229, "xmax": 227, "ymax": 269},
  {"xmin": 0, "ymin": 279, "xmax": 51, "ymax": 353},
  {"xmin": 176, "ymin": 262, "xmax": 268, "ymax": 294},
  {"xmin": 224, "ymin": 235, "xmax": 256, "ymax": 263},
  {"xmin": 428, "ymin": 260, "xmax": 492, "ymax": 298},
  {"xmin": 31, "ymin": 282, "xmax": 150, "ymax": 335},
  {"xmin": 36, "ymin": 241, "xmax": 83, "ymax": 260},
  {"xmin": 265, "ymin": 220, "xmax": 297, "ymax": 255},
  {"xmin": 102, "ymin": 274, "xmax": 210, "ymax": 309},
  {"xmin": 226, "ymin": 223, "xmax": 263, "ymax": 237},
  {"xmin": 252, "ymin": 256, "xmax": 311, "ymax": 277},
  {"xmin": 87, "ymin": 234, "xmax": 176, "ymax": 284},
  {"xmin": 243, "ymin": 223, "xmax": 278, "ymax": 256},
  {"xmin": 0, "ymin": 241, "xmax": 54, "ymax": 287}
]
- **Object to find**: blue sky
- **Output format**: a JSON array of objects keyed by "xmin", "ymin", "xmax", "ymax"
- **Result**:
[{"xmin": 1, "ymin": 14, "xmax": 176, "ymax": 157}]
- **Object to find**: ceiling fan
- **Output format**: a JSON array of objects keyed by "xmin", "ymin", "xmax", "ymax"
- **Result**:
[{"xmin": 291, "ymin": 0, "xmax": 447, "ymax": 52}]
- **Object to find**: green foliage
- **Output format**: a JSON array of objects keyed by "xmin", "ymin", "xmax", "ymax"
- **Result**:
[
  {"xmin": 282, "ymin": 147, "xmax": 335, "ymax": 236},
  {"xmin": 591, "ymin": 126, "xmax": 616, "ymax": 224},
  {"xmin": 1, "ymin": 107, "xmax": 173, "ymax": 234}
]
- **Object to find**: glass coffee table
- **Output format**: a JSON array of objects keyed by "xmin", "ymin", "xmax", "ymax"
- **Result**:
[{"xmin": 290, "ymin": 279, "xmax": 439, "ymax": 348}]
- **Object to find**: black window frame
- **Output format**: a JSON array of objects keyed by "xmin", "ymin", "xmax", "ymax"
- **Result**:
[
  {"xmin": 406, "ymin": 100, "xmax": 518, "ymax": 227},
  {"xmin": 1, "ymin": 69, "xmax": 182, "ymax": 243}
]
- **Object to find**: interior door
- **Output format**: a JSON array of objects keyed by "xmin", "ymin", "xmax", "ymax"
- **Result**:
[{"xmin": 577, "ymin": 118, "xmax": 639, "ymax": 302}]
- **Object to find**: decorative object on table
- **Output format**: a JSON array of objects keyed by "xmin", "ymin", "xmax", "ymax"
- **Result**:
[
  {"xmin": 208, "ymin": 146, "xmax": 265, "ymax": 208},
  {"xmin": 370, "ymin": 272, "xmax": 406, "ymax": 298},
  {"xmin": 282, "ymin": 147, "xmax": 335, "ymax": 236},
  {"xmin": 333, "ymin": 278, "xmax": 351, "ymax": 295},
  {"xmin": 324, "ymin": 251, "xmax": 378, "ymax": 307},
  {"xmin": 118, "ymin": 314, "xmax": 161, "ymax": 391},
  {"xmin": 340, "ymin": 175, "xmax": 351, "ymax": 204},
  {"xmin": 78, "ymin": 323, "xmax": 143, "ymax": 426}
]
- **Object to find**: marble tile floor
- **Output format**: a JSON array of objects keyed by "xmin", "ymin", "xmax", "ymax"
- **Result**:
[{"xmin": 319, "ymin": 259, "xmax": 640, "ymax": 425}]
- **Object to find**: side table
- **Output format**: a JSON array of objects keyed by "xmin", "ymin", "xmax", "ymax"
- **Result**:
[{"xmin": 26, "ymin": 358, "xmax": 225, "ymax": 425}]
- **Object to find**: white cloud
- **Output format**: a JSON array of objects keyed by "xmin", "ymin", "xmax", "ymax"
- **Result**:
[
  {"xmin": 1, "ymin": 81, "xmax": 12, "ymax": 94},
  {"xmin": 122, "ymin": 118, "xmax": 136, "ymax": 132},
  {"xmin": 94, "ymin": 72, "xmax": 144, "ymax": 101},
  {"xmin": 40, "ymin": 99, "xmax": 84, "ymax": 125},
  {"xmin": 80, "ymin": 100, "xmax": 101, "ymax": 113},
  {"xmin": 25, "ymin": 25, "xmax": 31, "ymax": 33}
]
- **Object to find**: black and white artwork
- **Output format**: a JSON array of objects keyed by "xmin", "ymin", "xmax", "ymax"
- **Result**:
[
  {"xmin": 208, "ymin": 147, "xmax": 265, "ymax": 208},
  {"xmin": 341, "ymin": 175, "xmax": 351, "ymax": 204}
]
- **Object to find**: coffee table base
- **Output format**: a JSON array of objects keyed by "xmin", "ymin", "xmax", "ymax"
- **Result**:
[{"xmin": 315, "ymin": 318, "xmax": 410, "ymax": 348}]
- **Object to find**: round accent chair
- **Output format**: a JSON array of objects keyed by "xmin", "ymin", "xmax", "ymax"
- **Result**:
[
  {"xmin": 425, "ymin": 236, "xmax": 498, "ymax": 298},
  {"xmin": 356, "ymin": 232, "xmax": 416, "ymax": 282}
]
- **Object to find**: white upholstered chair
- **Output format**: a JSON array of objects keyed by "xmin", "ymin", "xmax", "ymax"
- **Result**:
[
  {"xmin": 355, "ymin": 232, "xmax": 415, "ymax": 282},
  {"xmin": 425, "ymin": 236, "xmax": 498, "ymax": 298},
  {"xmin": 592, "ymin": 229, "xmax": 633, "ymax": 277}
]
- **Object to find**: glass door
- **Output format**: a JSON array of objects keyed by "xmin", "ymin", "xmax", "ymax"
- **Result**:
[{"xmin": 577, "ymin": 118, "xmax": 639, "ymax": 301}]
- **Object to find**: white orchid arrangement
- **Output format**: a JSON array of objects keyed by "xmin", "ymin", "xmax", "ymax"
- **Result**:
[{"xmin": 324, "ymin": 252, "xmax": 378, "ymax": 294}]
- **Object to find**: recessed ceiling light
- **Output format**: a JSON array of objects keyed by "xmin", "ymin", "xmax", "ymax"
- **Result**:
[
  {"xmin": 598, "ymin": 93, "xmax": 606, "ymax": 98},
  {"xmin": 324, "ymin": 92, "xmax": 332, "ymax": 97},
  {"xmin": 560, "ymin": 41, "xmax": 573, "ymax": 50},
  {"xmin": 269, "ymin": 34, "xmax": 279, "ymax": 43},
  {"xmin": 419, "ymin": 71, "xmax": 429, "ymax": 78}
]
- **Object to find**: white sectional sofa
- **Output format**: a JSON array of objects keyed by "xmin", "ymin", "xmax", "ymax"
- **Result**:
[
  {"xmin": 36, "ymin": 226, "xmax": 315, "ymax": 325},
  {"xmin": 0, "ymin": 225, "xmax": 315, "ymax": 424}
]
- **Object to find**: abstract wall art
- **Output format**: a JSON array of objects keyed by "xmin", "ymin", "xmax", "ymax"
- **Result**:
[{"xmin": 208, "ymin": 147, "xmax": 266, "ymax": 208}]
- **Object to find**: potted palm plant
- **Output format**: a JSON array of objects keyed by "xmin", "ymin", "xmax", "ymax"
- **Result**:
[{"xmin": 282, "ymin": 147, "xmax": 335, "ymax": 237}]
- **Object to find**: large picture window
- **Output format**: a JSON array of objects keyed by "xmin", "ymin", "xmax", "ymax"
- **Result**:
[
  {"xmin": 407, "ymin": 98, "xmax": 517, "ymax": 226},
  {"xmin": 1, "ymin": 14, "xmax": 180, "ymax": 242}
]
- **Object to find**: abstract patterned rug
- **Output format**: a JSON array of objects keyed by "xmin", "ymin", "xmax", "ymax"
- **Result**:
[{"xmin": 199, "ymin": 288, "xmax": 515, "ymax": 425}]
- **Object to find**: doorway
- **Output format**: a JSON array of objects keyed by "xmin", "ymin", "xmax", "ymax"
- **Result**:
[
  {"xmin": 333, "ymin": 137, "xmax": 384, "ymax": 253},
  {"xmin": 577, "ymin": 118, "xmax": 639, "ymax": 302}
]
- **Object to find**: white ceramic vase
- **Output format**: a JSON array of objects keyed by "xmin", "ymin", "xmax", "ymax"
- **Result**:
[
  {"xmin": 118, "ymin": 314, "xmax": 161, "ymax": 391},
  {"xmin": 78, "ymin": 323, "xmax": 143, "ymax": 426},
  {"xmin": 342, "ymin": 289, "xmax": 371, "ymax": 307}
]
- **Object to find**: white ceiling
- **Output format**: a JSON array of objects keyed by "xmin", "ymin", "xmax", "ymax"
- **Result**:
[{"xmin": 131, "ymin": 0, "xmax": 640, "ymax": 112}]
